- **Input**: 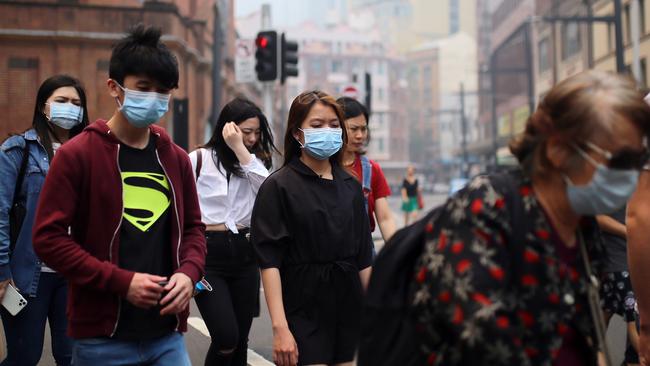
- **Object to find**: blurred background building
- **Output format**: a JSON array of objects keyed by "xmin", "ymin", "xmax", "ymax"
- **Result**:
[
  {"xmin": 2, "ymin": 0, "xmax": 648, "ymax": 190},
  {"xmin": 0, "ymin": 0, "xmax": 258, "ymax": 150}
]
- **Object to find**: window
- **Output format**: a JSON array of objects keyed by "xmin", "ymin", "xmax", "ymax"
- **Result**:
[
  {"xmin": 607, "ymin": 22, "xmax": 615, "ymax": 52},
  {"xmin": 331, "ymin": 60, "xmax": 343, "ymax": 73},
  {"xmin": 97, "ymin": 59, "xmax": 110, "ymax": 71},
  {"xmin": 377, "ymin": 61, "xmax": 385, "ymax": 75},
  {"xmin": 311, "ymin": 59, "xmax": 323, "ymax": 73},
  {"xmin": 422, "ymin": 65, "xmax": 432, "ymax": 83},
  {"xmin": 538, "ymin": 38, "xmax": 550, "ymax": 73},
  {"xmin": 625, "ymin": 58, "xmax": 648, "ymax": 87},
  {"xmin": 562, "ymin": 22, "xmax": 581, "ymax": 60},
  {"xmin": 8, "ymin": 57, "xmax": 39, "ymax": 69},
  {"xmin": 625, "ymin": 0, "xmax": 646, "ymax": 44},
  {"xmin": 450, "ymin": 0, "xmax": 460, "ymax": 34}
]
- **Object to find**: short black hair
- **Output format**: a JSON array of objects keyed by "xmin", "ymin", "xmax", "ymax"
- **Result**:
[
  {"xmin": 337, "ymin": 96, "xmax": 369, "ymax": 123},
  {"xmin": 109, "ymin": 24, "xmax": 179, "ymax": 89}
]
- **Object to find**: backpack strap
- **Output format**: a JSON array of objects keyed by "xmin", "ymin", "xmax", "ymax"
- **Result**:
[
  {"xmin": 360, "ymin": 155, "xmax": 373, "ymax": 192},
  {"xmin": 12, "ymin": 141, "xmax": 30, "ymax": 205},
  {"xmin": 195, "ymin": 148, "xmax": 203, "ymax": 182},
  {"xmin": 10, "ymin": 140, "xmax": 30, "ymax": 254}
]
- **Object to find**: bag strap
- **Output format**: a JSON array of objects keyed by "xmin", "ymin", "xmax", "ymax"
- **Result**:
[
  {"xmin": 577, "ymin": 231, "xmax": 613, "ymax": 366},
  {"xmin": 488, "ymin": 172, "xmax": 528, "ymax": 288},
  {"xmin": 360, "ymin": 155, "xmax": 372, "ymax": 192},
  {"xmin": 195, "ymin": 149, "xmax": 203, "ymax": 182},
  {"xmin": 12, "ymin": 141, "xmax": 30, "ymax": 206}
]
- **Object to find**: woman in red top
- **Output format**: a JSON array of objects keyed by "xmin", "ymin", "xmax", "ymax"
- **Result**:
[{"xmin": 337, "ymin": 97, "xmax": 396, "ymax": 242}]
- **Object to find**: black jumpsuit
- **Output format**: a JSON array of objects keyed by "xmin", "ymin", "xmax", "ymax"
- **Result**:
[{"xmin": 251, "ymin": 157, "xmax": 373, "ymax": 365}]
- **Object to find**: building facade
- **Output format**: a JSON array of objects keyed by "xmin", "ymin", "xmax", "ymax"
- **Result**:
[
  {"xmin": 0, "ymin": 0, "xmax": 247, "ymax": 150},
  {"xmin": 407, "ymin": 32, "xmax": 478, "ymax": 182},
  {"xmin": 278, "ymin": 20, "xmax": 409, "ymax": 183}
]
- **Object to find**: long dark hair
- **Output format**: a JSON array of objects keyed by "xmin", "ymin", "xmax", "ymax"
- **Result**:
[
  {"xmin": 32, "ymin": 75, "xmax": 90, "ymax": 160},
  {"xmin": 202, "ymin": 97, "xmax": 277, "ymax": 177},
  {"xmin": 283, "ymin": 90, "xmax": 347, "ymax": 166}
]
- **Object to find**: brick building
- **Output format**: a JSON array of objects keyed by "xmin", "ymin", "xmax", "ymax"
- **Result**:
[{"xmin": 0, "ymin": 0, "xmax": 253, "ymax": 150}]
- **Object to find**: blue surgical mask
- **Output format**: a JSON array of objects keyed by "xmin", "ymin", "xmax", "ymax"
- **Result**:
[
  {"xmin": 117, "ymin": 84, "xmax": 170, "ymax": 128},
  {"xmin": 298, "ymin": 128, "xmax": 343, "ymax": 160},
  {"xmin": 47, "ymin": 102, "xmax": 83, "ymax": 130},
  {"xmin": 565, "ymin": 146, "xmax": 639, "ymax": 215}
]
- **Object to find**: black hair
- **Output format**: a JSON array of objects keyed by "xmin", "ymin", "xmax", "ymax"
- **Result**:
[
  {"xmin": 32, "ymin": 75, "xmax": 90, "ymax": 160},
  {"xmin": 202, "ymin": 97, "xmax": 278, "ymax": 177},
  {"xmin": 109, "ymin": 24, "xmax": 179, "ymax": 89},
  {"xmin": 336, "ymin": 96, "xmax": 371, "ymax": 149}
]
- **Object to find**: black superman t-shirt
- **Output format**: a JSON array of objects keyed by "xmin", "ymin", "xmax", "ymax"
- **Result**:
[{"xmin": 113, "ymin": 135, "xmax": 176, "ymax": 340}]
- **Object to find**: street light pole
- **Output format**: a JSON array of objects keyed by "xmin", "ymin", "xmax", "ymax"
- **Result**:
[{"xmin": 459, "ymin": 83, "xmax": 468, "ymax": 179}]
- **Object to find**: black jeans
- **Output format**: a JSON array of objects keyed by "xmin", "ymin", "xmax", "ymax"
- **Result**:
[
  {"xmin": 0, "ymin": 272, "xmax": 72, "ymax": 366},
  {"xmin": 195, "ymin": 230, "xmax": 260, "ymax": 366}
]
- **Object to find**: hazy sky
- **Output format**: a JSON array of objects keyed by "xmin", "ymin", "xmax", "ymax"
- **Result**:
[{"xmin": 235, "ymin": 0, "xmax": 311, "ymax": 27}]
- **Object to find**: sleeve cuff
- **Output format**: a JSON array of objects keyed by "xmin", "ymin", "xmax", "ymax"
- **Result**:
[
  {"xmin": 108, "ymin": 267, "xmax": 135, "ymax": 298},
  {"xmin": 240, "ymin": 154, "xmax": 259, "ymax": 171},
  {"xmin": 176, "ymin": 264, "xmax": 202, "ymax": 284},
  {"xmin": 0, "ymin": 264, "xmax": 12, "ymax": 281}
]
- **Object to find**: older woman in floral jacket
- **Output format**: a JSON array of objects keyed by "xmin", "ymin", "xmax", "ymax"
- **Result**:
[{"xmin": 411, "ymin": 71, "xmax": 650, "ymax": 366}]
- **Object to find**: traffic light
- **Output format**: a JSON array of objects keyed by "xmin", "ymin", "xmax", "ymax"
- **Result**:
[
  {"xmin": 255, "ymin": 31, "xmax": 278, "ymax": 82},
  {"xmin": 281, "ymin": 33, "xmax": 299, "ymax": 84}
]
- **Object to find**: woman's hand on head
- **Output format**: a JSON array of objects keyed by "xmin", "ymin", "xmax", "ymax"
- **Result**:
[{"xmin": 223, "ymin": 122, "xmax": 247, "ymax": 153}]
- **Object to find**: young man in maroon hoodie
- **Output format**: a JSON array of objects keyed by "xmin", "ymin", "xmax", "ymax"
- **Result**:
[{"xmin": 32, "ymin": 25, "xmax": 206, "ymax": 365}]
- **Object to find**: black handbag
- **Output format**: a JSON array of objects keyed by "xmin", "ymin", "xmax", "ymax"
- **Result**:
[{"xmin": 9, "ymin": 142, "xmax": 30, "ymax": 254}]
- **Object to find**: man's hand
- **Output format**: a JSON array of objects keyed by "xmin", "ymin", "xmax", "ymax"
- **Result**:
[
  {"xmin": 159, "ymin": 272, "xmax": 193, "ymax": 316},
  {"xmin": 125, "ymin": 273, "xmax": 167, "ymax": 308}
]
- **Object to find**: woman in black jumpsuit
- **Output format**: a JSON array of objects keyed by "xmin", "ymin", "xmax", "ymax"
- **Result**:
[{"xmin": 251, "ymin": 90, "xmax": 373, "ymax": 366}]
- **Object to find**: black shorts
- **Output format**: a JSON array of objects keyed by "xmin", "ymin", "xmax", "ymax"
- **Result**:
[{"xmin": 600, "ymin": 271, "xmax": 636, "ymax": 322}]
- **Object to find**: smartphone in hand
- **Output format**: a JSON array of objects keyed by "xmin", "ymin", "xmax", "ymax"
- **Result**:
[{"xmin": 2, "ymin": 284, "xmax": 27, "ymax": 316}]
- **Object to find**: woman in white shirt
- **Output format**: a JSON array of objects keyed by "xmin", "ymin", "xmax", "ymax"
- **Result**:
[{"xmin": 189, "ymin": 97, "xmax": 277, "ymax": 366}]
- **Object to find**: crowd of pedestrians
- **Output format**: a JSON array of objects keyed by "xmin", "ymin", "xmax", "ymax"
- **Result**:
[{"xmin": 1, "ymin": 24, "xmax": 650, "ymax": 366}]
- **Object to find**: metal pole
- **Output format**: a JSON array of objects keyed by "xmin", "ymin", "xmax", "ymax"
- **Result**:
[
  {"xmin": 210, "ymin": 5, "xmax": 222, "ymax": 129},
  {"xmin": 614, "ymin": 0, "xmax": 626, "ymax": 73},
  {"xmin": 525, "ymin": 22, "xmax": 536, "ymax": 115},
  {"xmin": 490, "ymin": 52, "xmax": 499, "ymax": 169},
  {"xmin": 631, "ymin": 0, "xmax": 642, "ymax": 82},
  {"xmin": 260, "ymin": 4, "xmax": 275, "ymax": 142},
  {"xmin": 460, "ymin": 83, "xmax": 468, "ymax": 179}
]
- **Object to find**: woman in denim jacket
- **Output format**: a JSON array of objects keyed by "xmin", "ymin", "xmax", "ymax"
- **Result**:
[{"xmin": 0, "ymin": 75, "xmax": 89, "ymax": 366}]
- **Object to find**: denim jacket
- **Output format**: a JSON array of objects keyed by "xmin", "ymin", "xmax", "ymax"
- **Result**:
[{"xmin": 0, "ymin": 129, "xmax": 50, "ymax": 297}]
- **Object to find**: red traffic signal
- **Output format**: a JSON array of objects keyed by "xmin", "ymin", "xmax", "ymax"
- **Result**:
[
  {"xmin": 256, "ymin": 35, "xmax": 269, "ymax": 49},
  {"xmin": 255, "ymin": 31, "xmax": 278, "ymax": 82}
]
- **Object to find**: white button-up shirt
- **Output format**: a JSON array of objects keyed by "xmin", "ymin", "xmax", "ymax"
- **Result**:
[{"xmin": 189, "ymin": 148, "xmax": 269, "ymax": 233}]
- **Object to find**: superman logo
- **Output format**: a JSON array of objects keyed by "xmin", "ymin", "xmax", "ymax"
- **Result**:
[{"xmin": 121, "ymin": 172, "xmax": 171, "ymax": 232}]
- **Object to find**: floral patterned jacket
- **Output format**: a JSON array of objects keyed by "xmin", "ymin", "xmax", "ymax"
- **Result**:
[{"xmin": 411, "ymin": 171, "xmax": 604, "ymax": 366}]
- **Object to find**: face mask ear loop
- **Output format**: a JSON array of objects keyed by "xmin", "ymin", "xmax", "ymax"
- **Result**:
[
  {"xmin": 112, "ymin": 81, "xmax": 126, "ymax": 109},
  {"xmin": 572, "ymin": 143, "xmax": 601, "ymax": 168},
  {"xmin": 296, "ymin": 128, "xmax": 306, "ymax": 148}
]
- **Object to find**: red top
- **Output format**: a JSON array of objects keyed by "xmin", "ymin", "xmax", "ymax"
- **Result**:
[
  {"xmin": 32, "ymin": 120, "xmax": 206, "ymax": 338},
  {"xmin": 349, "ymin": 154, "xmax": 391, "ymax": 232}
]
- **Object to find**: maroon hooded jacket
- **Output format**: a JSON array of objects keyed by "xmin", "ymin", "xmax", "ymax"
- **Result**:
[{"xmin": 32, "ymin": 120, "xmax": 206, "ymax": 338}]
